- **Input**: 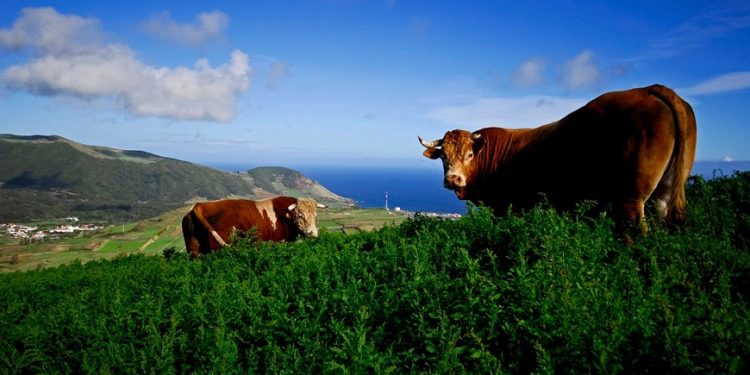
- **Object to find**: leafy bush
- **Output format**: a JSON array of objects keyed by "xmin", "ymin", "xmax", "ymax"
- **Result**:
[{"xmin": 1, "ymin": 173, "xmax": 748, "ymax": 373}]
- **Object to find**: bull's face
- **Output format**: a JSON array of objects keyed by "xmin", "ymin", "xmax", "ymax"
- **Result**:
[
  {"xmin": 287, "ymin": 198, "xmax": 326, "ymax": 237},
  {"xmin": 419, "ymin": 130, "xmax": 485, "ymax": 200}
]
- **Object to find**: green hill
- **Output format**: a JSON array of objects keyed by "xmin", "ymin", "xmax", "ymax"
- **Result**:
[
  {"xmin": 0, "ymin": 135, "xmax": 352, "ymax": 222},
  {"xmin": 246, "ymin": 166, "xmax": 350, "ymax": 204}
]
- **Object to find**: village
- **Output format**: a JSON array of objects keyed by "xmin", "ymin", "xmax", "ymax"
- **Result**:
[{"xmin": 0, "ymin": 217, "xmax": 102, "ymax": 241}]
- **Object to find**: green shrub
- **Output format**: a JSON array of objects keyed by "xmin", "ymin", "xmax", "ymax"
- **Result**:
[{"xmin": 1, "ymin": 173, "xmax": 748, "ymax": 373}]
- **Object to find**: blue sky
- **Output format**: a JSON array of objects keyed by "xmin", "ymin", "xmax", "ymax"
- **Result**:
[{"xmin": 1, "ymin": 0, "xmax": 749, "ymax": 167}]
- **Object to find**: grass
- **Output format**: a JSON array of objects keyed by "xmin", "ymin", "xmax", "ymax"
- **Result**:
[
  {"xmin": 0, "ymin": 172, "xmax": 748, "ymax": 373},
  {"xmin": 0, "ymin": 207, "xmax": 406, "ymax": 272}
]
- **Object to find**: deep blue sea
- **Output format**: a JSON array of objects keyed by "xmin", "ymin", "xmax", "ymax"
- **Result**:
[
  {"xmin": 207, "ymin": 161, "xmax": 750, "ymax": 215},
  {"xmin": 299, "ymin": 166, "xmax": 467, "ymax": 214},
  {"xmin": 208, "ymin": 163, "xmax": 468, "ymax": 214}
]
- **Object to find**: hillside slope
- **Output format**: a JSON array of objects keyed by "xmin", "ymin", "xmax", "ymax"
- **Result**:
[
  {"xmin": 246, "ymin": 166, "xmax": 350, "ymax": 204},
  {"xmin": 0, "ymin": 135, "xmax": 352, "ymax": 222}
]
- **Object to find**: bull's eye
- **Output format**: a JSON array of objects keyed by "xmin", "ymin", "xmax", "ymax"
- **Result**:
[{"xmin": 466, "ymin": 152, "xmax": 474, "ymax": 161}]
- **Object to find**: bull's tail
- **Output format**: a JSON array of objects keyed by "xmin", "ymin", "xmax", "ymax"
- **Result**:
[
  {"xmin": 190, "ymin": 204, "xmax": 228, "ymax": 247},
  {"xmin": 647, "ymin": 84, "xmax": 697, "ymax": 223}
]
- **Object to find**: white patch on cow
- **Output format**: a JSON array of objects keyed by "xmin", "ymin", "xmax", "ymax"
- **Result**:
[
  {"xmin": 445, "ymin": 166, "xmax": 467, "ymax": 187},
  {"xmin": 255, "ymin": 199, "xmax": 278, "ymax": 230},
  {"xmin": 211, "ymin": 230, "xmax": 227, "ymax": 246},
  {"xmin": 654, "ymin": 199, "xmax": 669, "ymax": 220},
  {"xmin": 653, "ymin": 163, "xmax": 675, "ymax": 221}
]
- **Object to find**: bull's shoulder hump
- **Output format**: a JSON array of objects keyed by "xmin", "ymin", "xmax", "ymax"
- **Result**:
[{"xmin": 271, "ymin": 196, "xmax": 298, "ymax": 209}]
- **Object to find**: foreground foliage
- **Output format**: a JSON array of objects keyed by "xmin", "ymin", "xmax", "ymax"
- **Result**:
[{"xmin": 1, "ymin": 173, "xmax": 749, "ymax": 373}]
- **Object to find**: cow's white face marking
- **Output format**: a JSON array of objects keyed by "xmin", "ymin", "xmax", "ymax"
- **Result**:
[{"xmin": 255, "ymin": 199, "xmax": 278, "ymax": 230}]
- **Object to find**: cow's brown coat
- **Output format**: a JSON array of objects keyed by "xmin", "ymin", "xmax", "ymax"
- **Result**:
[{"xmin": 182, "ymin": 196, "xmax": 322, "ymax": 258}]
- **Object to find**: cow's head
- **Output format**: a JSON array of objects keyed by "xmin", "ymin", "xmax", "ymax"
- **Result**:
[
  {"xmin": 419, "ymin": 130, "xmax": 485, "ymax": 199},
  {"xmin": 287, "ymin": 198, "xmax": 326, "ymax": 237}
]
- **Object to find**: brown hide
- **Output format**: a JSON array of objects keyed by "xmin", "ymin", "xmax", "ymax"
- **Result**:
[
  {"xmin": 182, "ymin": 196, "xmax": 321, "ymax": 258},
  {"xmin": 421, "ymin": 84, "xmax": 697, "ymax": 231}
]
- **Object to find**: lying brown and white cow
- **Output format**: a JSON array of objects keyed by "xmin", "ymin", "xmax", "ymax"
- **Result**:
[
  {"xmin": 419, "ymin": 84, "xmax": 697, "ymax": 234},
  {"xmin": 182, "ymin": 196, "xmax": 325, "ymax": 258}
]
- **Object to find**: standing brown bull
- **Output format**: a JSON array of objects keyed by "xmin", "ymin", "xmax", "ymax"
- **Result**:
[
  {"xmin": 419, "ymin": 84, "xmax": 697, "ymax": 234},
  {"xmin": 182, "ymin": 196, "xmax": 325, "ymax": 258}
]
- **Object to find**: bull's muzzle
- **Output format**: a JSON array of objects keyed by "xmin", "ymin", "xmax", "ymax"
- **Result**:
[{"xmin": 444, "ymin": 173, "xmax": 465, "ymax": 189}]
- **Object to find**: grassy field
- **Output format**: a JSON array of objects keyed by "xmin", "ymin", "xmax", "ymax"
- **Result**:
[
  {"xmin": 0, "ymin": 173, "xmax": 750, "ymax": 374},
  {"xmin": 0, "ymin": 173, "xmax": 748, "ymax": 373},
  {"xmin": 0, "ymin": 206, "xmax": 407, "ymax": 272}
]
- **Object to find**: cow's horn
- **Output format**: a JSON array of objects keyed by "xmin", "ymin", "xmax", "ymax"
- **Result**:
[
  {"xmin": 316, "ymin": 203, "xmax": 327, "ymax": 209},
  {"xmin": 418, "ymin": 136, "xmax": 442, "ymax": 148},
  {"xmin": 288, "ymin": 203, "xmax": 297, "ymax": 211},
  {"xmin": 472, "ymin": 133, "xmax": 482, "ymax": 140}
]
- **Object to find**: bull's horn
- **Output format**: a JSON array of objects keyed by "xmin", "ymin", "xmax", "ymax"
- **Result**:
[
  {"xmin": 316, "ymin": 203, "xmax": 327, "ymax": 208},
  {"xmin": 287, "ymin": 203, "xmax": 297, "ymax": 211},
  {"xmin": 472, "ymin": 133, "xmax": 482, "ymax": 140},
  {"xmin": 418, "ymin": 136, "xmax": 442, "ymax": 148}
]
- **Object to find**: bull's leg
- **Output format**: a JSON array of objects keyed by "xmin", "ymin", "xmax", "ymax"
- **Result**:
[{"xmin": 619, "ymin": 198, "xmax": 647, "ymax": 244}]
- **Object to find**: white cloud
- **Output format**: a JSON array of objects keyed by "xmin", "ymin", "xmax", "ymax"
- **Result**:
[
  {"xmin": 0, "ymin": 7, "xmax": 251, "ymax": 122},
  {"xmin": 511, "ymin": 57, "xmax": 547, "ymax": 87},
  {"xmin": 678, "ymin": 71, "xmax": 750, "ymax": 96},
  {"xmin": 561, "ymin": 50, "xmax": 602, "ymax": 91},
  {"xmin": 0, "ymin": 7, "xmax": 101, "ymax": 55},
  {"xmin": 142, "ymin": 10, "xmax": 229, "ymax": 45},
  {"xmin": 427, "ymin": 96, "xmax": 587, "ymax": 129}
]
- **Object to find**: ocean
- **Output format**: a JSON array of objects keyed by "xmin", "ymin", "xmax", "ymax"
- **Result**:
[
  {"xmin": 209, "ymin": 163, "xmax": 468, "ymax": 214},
  {"xmin": 208, "ymin": 161, "xmax": 750, "ymax": 215},
  {"xmin": 298, "ymin": 166, "xmax": 467, "ymax": 214}
]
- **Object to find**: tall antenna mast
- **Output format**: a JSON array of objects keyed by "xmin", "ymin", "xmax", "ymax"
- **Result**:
[{"xmin": 385, "ymin": 191, "xmax": 389, "ymax": 211}]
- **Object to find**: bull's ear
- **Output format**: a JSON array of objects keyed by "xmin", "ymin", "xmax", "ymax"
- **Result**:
[
  {"xmin": 422, "ymin": 147, "xmax": 442, "ymax": 159},
  {"xmin": 472, "ymin": 133, "xmax": 485, "ymax": 154},
  {"xmin": 287, "ymin": 203, "xmax": 297, "ymax": 211}
]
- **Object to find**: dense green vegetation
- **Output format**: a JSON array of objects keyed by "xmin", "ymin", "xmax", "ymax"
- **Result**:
[{"xmin": 1, "ymin": 173, "xmax": 748, "ymax": 373}]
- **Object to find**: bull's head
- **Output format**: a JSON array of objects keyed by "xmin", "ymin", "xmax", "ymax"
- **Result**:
[
  {"xmin": 287, "ymin": 198, "xmax": 326, "ymax": 237},
  {"xmin": 419, "ymin": 130, "xmax": 485, "ymax": 200}
]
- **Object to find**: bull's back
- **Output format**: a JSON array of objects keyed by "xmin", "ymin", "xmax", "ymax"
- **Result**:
[
  {"xmin": 496, "ymin": 86, "xmax": 682, "ymax": 206},
  {"xmin": 198, "ymin": 199, "xmax": 294, "ymax": 242}
]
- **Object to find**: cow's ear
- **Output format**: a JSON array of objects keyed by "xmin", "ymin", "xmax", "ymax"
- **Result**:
[
  {"xmin": 287, "ymin": 203, "xmax": 297, "ymax": 211},
  {"xmin": 422, "ymin": 147, "xmax": 442, "ymax": 159},
  {"xmin": 472, "ymin": 133, "xmax": 485, "ymax": 154}
]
